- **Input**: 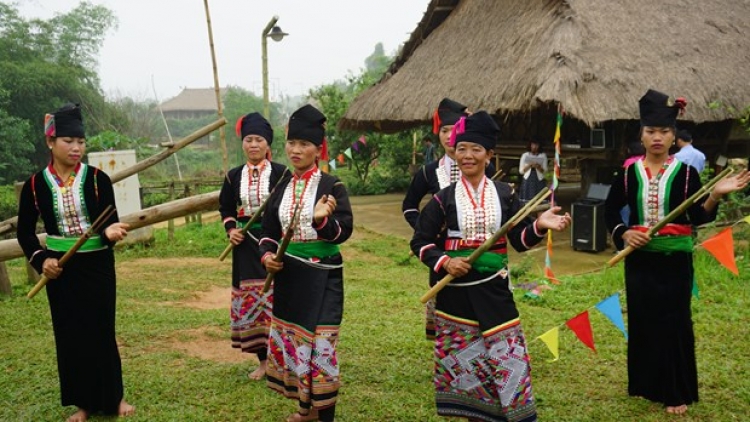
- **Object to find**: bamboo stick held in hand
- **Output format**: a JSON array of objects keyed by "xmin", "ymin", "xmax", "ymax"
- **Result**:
[
  {"xmin": 218, "ymin": 169, "xmax": 290, "ymax": 261},
  {"xmin": 27, "ymin": 205, "xmax": 116, "ymax": 299},
  {"xmin": 261, "ymin": 201, "xmax": 304, "ymax": 294},
  {"xmin": 607, "ymin": 167, "xmax": 733, "ymax": 267},
  {"xmin": 420, "ymin": 188, "xmax": 551, "ymax": 303}
]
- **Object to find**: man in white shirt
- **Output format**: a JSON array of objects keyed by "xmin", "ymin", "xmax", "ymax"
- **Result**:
[{"xmin": 674, "ymin": 130, "xmax": 706, "ymax": 173}]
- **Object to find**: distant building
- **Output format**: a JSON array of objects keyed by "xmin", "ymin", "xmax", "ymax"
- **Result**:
[{"xmin": 160, "ymin": 88, "xmax": 227, "ymax": 120}]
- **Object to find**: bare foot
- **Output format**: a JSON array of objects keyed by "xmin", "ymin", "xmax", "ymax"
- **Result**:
[
  {"xmin": 247, "ymin": 360, "xmax": 268, "ymax": 381},
  {"xmin": 118, "ymin": 400, "xmax": 135, "ymax": 417},
  {"xmin": 66, "ymin": 408, "xmax": 88, "ymax": 422},
  {"xmin": 666, "ymin": 404, "xmax": 688, "ymax": 415},
  {"xmin": 285, "ymin": 409, "xmax": 319, "ymax": 422}
]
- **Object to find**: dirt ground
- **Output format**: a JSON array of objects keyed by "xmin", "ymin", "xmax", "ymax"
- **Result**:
[{"xmin": 148, "ymin": 185, "xmax": 614, "ymax": 364}]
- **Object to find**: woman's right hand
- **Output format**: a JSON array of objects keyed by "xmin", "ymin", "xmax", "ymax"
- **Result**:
[
  {"xmin": 263, "ymin": 254, "xmax": 283, "ymax": 274},
  {"xmin": 228, "ymin": 228, "xmax": 245, "ymax": 246},
  {"xmin": 442, "ymin": 256, "xmax": 471, "ymax": 277},
  {"xmin": 622, "ymin": 229, "xmax": 650, "ymax": 249},
  {"xmin": 42, "ymin": 258, "xmax": 62, "ymax": 279}
]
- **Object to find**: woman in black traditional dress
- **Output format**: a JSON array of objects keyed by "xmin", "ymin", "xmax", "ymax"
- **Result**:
[
  {"xmin": 411, "ymin": 111, "xmax": 571, "ymax": 422},
  {"xmin": 219, "ymin": 112, "xmax": 288, "ymax": 380},
  {"xmin": 260, "ymin": 104, "xmax": 353, "ymax": 422},
  {"xmin": 604, "ymin": 89, "xmax": 749, "ymax": 415},
  {"xmin": 17, "ymin": 104, "xmax": 134, "ymax": 422}
]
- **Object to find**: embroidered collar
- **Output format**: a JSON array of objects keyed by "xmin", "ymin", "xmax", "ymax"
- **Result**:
[{"xmin": 294, "ymin": 166, "xmax": 318, "ymax": 181}]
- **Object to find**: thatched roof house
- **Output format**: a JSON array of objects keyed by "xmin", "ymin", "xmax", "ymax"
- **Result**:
[
  {"xmin": 160, "ymin": 88, "xmax": 227, "ymax": 120},
  {"xmin": 340, "ymin": 0, "xmax": 750, "ymax": 139}
]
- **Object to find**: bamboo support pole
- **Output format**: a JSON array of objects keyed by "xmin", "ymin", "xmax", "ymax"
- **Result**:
[{"xmin": 203, "ymin": 0, "xmax": 228, "ymax": 174}]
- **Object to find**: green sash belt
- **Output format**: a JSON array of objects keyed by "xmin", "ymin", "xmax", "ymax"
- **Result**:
[
  {"xmin": 46, "ymin": 235, "xmax": 105, "ymax": 253},
  {"xmin": 446, "ymin": 249, "xmax": 508, "ymax": 273},
  {"xmin": 287, "ymin": 241, "xmax": 340, "ymax": 259},
  {"xmin": 641, "ymin": 235, "xmax": 693, "ymax": 253}
]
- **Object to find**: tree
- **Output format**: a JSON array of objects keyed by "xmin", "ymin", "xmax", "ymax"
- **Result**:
[
  {"xmin": 0, "ymin": 1, "xmax": 120, "ymax": 180},
  {"xmin": 309, "ymin": 43, "xmax": 412, "ymax": 189}
]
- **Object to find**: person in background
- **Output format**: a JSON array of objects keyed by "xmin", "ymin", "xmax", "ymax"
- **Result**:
[
  {"xmin": 420, "ymin": 135, "xmax": 437, "ymax": 164},
  {"xmin": 674, "ymin": 129, "xmax": 706, "ymax": 173},
  {"xmin": 518, "ymin": 138, "xmax": 548, "ymax": 203},
  {"xmin": 219, "ymin": 112, "xmax": 288, "ymax": 381},
  {"xmin": 604, "ymin": 89, "xmax": 750, "ymax": 416},
  {"xmin": 411, "ymin": 111, "xmax": 571, "ymax": 422},
  {"xmin": 16, "ymin": 104, "xmax": 134, "ymax": 422},
  {"xmin": 261, "ymin": 104, "xmax": 353, "ymax": 422},
  {"xmin": 402, "ymin": 98, "xmax": 495, "ymax": 341}
]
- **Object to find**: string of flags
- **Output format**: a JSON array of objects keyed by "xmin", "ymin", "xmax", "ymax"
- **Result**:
[
  {"xmin": 530, "ymin": 216, "xmax": 749, "ymax": 362},
  {"xmin": 328, "ymin": 135, "xmax": 368, "ymax": 171}
]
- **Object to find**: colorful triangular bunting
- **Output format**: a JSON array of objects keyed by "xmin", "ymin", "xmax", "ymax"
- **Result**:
[
  {"xmin": 700, "ymin": 227, "xmax": 738, "ymax": 275},
  {"xmin": 537, "ymin": 327, "xmax": 560, "ymax": 362},
  {"xmin": 566, "ymin": 311, "xmax": 596, "ymax": 353},
  {"xmin": 595, "ymin": 293, "xmax": 627, "ymax": 340}
]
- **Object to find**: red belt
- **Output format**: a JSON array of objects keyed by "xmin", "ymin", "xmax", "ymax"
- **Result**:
[
  {"xmin": 630, "ymin": 224, "xmax": 692, "ymax": 236},
  {"xmin": 444, "ymin": 237, "xmax": 507, "ymax": 253}
]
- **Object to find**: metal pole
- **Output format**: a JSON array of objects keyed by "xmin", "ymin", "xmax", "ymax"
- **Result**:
[{"xmin": 262, "ymin": 16, "xmax": 279, "ymax": 119}]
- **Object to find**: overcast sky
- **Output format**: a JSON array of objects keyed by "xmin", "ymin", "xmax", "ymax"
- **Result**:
[{"xmin": 16, "ymin": 0, "xmax": 427, "ymax": 102}]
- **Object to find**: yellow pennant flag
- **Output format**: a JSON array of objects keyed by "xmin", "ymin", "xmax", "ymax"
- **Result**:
[
  {"xmin": 537, "ymin": 327, "xmax": 560, "ymax": 362},
  {"xmin": 743, "ymin": 214, "xmax": 750, "ymax": 225}
]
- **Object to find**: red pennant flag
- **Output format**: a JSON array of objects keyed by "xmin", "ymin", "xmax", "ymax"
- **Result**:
[
  {"xmin": 700, "ymin": 228, "xmax": 738, "ymax": 275},
  {"xmin": 566, "ymin": 311, "xmax": 596, "ymax": 353},
  {"xmin": 337, "ymin": 153, "xmax": 345, "ymax": 165}
]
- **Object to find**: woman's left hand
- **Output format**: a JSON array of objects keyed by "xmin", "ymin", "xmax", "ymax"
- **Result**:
[
  {"xmin": 313, "ymin": 194, "xmax": 336, "ymax": 224},
  {"xmin": 536, "ymin": 206, "xmax": 571, "ymax": 232},
  {"xmin": 712, "ymin": 169, "xmax": 750, "ymax": 197},
  {"xmin": 105, "ymin": 222, "xmax": 130, "ymax": 241}
]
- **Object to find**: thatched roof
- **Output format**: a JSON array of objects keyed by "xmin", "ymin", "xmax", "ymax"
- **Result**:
[
  {"xmin": 340, "ymin": 0, "xmax": 750, "ymax": 132},
  {"xmin": 160, "ymin": 88, "xmax": 227, "ymax": 112}
]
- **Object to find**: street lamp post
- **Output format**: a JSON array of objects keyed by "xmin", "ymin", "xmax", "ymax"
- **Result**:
[{"xmin": 262, "ymin": 16, "xmax": 288, "ymax": 119}]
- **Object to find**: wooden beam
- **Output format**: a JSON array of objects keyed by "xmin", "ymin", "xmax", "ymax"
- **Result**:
[
  {"xmin": 0, "ymin": 117, "xmax": 227, "ymax": 237},
  {"xmin": 0, "ymin": 191, "xmax": 219, "ymax": 262}
]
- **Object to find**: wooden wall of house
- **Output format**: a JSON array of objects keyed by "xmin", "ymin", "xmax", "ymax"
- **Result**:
[{"xmin": 492, "ymin": 109, "xmax": 748, "ymax": 193}]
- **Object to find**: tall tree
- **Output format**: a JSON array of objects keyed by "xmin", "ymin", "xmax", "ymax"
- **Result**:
[{"xmin": 0, "ymin": 1, "xmax": 120, "ymax": 180}]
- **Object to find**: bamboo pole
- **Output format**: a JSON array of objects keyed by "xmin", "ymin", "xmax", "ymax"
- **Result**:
[
  {"xmin": 607, "ymin": 167, "xmax": 733, "ymax": 267},
  {"xmin": 420, "ymin": 188, "xmax": 552, "ymax": 303},
  {"xmin": 218, "ymin": 169, "xmax": 290, "ymax": 261},
  {"xmin": 27, "ymin": 206, "xmax": 116, "ymax": 299},
  {"xmin": 262, "ymin": 202, "xmax": 303, "ymax": 293},
  {"xmin": 203, "ymin": 0, "xmax": 228, "ymax": 174},
  {"xmin": 0, "ymin": 191, "xmax": 220, "ymax": 262}
]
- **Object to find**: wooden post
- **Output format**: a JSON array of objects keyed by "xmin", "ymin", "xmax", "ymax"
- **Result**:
[
  {"xmin": 195, "ymin": 183, "xmax": 203, "ymax": 226},
  {"xmin": 168, "ymin": 182, "xmax": 175, "ymax": 241},
  {"xmin": 15, "ymin": 182, "xmax": 40, "ymax": 284},
  {"xmin": 183, "ymin": 184, "xmax": 192, "ymax": 224},
  {"xmin": 0, "ymin": 262, "xmax": 11, "ymax": 296}
]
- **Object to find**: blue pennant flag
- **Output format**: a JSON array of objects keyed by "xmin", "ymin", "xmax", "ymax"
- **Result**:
[{"xmin": 595, "ymin": 293, "xmax": 628, "ymax": 340}]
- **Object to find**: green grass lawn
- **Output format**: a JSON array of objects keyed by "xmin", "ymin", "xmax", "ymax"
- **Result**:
[{"xmin": 1, "ymin": 222, "xmax": 748, "ymax": 421}]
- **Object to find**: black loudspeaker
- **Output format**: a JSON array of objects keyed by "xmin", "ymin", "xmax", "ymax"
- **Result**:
[{"xmin": 571, "ymin": 199, "xmax": 607, "ymax": 252}]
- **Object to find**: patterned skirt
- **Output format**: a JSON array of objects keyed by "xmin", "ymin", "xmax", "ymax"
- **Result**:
[
  {"xmin": 434, "ymin": 273, "xmax": 537, "ymax": 422},
  {"xmin": 231, "ymin": 279, "xmax": 273, "ymax": 354},
  {"xmin": 266, "ymin": 255, "xmax": 344, "ymax": 412},
  {"xmin": 230, "ymin": 235, "xmax": 272, "ymax": 355}
]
